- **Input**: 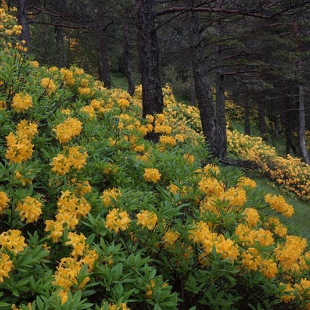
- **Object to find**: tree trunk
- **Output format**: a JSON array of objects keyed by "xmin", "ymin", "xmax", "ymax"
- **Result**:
[
  {"xmin": 215, "ymin": 5, "xmax": 227, "ymax": 159},
  {"xmin": 97, "ymin": 6, "xmax": 111, "ymax": 89},
  {"xmin": 54, "ymin": 0, "xmax": 67, "ymax": 67},
  {"xmin": 294, "ymin": 19, "xmax": 310, "ymax": 164},
  {"xmin": 135, "ymin": 0, "xmax": 163, "ymax": 142},
  {"xmin": 298, "ymin": 83, "xmax": 310, "ymax": 163},
  {"xmin": 17, "ymin": 0, "xmax": 30, "ymax": 46},
  {"xmin": 257, "ymin": 99, "xmax": 268, "ymax": 142},
  {"xmin": 186, "ymin": 1, "xmax": 220, "ymax": 158},
  {"xmin": 244, "ymin": 101, "xmax": 251, "ymax": 135},
  {"xmin": 123, "ymin": 10, "xmax": 135, "ymax": 96}
]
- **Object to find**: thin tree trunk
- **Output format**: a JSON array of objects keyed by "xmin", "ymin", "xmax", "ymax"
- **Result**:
[
  {"xmin": 17, "ymin": 0, "xmax": 30, "ymax": 46},
  {"xmin": 258, "ymin": 99, "xmax": 268, "ymax": 142},
  {"xmin": 97, "ymin": 6, "xmax": 111, "ymax": 89},
  {"xmin": 186, "ymin": 0, "xmax": 220, "ymax": 158},
  {"xmin": 298, "ymin": 83, "xmax": 310, "ymax": 163},
  {"xmin": 294, "ymin": 19, "xmax": 310, "ymax": 164},
  {"xmin": 123, "ymin": 10, "xmax": 135, "ymax": 96},
  {"xmin": 214, "ymin": 0, "xmax": 227, "ymax": 159},
  {"xmin": 54, "ymin": 0, "xmax": 67, "ymax": 67},
  {"xmin": 244, "ymin": 101, "xmax": 251, "ymax": 135},
  {"xmin": 135, "ymin": 0, "xmax": 163, "ymax": 142}
]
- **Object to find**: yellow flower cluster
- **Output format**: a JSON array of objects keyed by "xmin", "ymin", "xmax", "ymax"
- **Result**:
[
  {"xmin": 0, "ymin": 252, "xmax": 13, "ymax": 283},
  {"xmin": 53, "ymin": 117, "xmax": 82, "ymax": 143},
  {"xmin": 80, "ymin": 105, "xmax": 96, "ymax": 119},
  {"xmin": 53, "ymin": 249, "xmax": 98, "ymax": 304},
  {"xmin": 136, "ymin": 210, "xmax": 158, "ymax": 230},
  {"xmin": 191, "ymin": 221, "xmax": 239, "ymax": 264},
  {"xmin": 6, "ymin": 120, "xmax": 38, "ymax": 163},
  {"xmin": 243, "ymin": 208, "xmax": 260, "ymax": 227},
  {"xmin": 0, "ymin": 191, "xmax": 9, "ymax": 214},
  {"xmin": 11, "ymin": 92, "xmax": 33, "ymax": 113},
  {"xmin": 235, "ymin": 224, "xmax": 274, "ymax": 247},
  {"xmin": 264, "ymin": 194, "xmax": 294, "ymax": 217},
  {"xmin": 159, "ymin": 135, "xmax": 177, "ymax": 147},
  {"xmin": 16, "ymin": 196, "xmax": 42, "ymax": 223},
  {"xmin": 40, "ymin": 77, "xmax": 57, "ymax": 95},
  {"xmin": 0, "ymin": 229, "xmax": 27, "ymax": 254},
  {"xmin": 101, "ymin": 187, "xmax": 121, "ymax": 207},
  {"xmin": 66, "ymin": 232, "xmax": 86, "ymax": 259},
  {"xmin": 45, "ymin": 190, "xmax": 91, "ymax": 242},
  {"xmin": 274, "ymin": 235, "xmax": 307, "ymax": 273},
  {"xmin": 60, "ymin": 68, "xmax": 75, "ymax": 86},
  {"xmin": 227, "ymin": 129, "xmax": 310, "ymax": 200},
  {"xmin": 104, "ymin": 303, "xmax": 130, "ymax": 310},
  {"xmin": 143, "ymin": 168, "xmax": 161, "ymax": 183},
  {"xmin": 265, "ymin": 217, "xmax": 287, "ymax": 237},
  {"xmin": 4, "ymin": 24, "xmax": 22, "ymax": 36},
  {"xmin": 106, "ymin": 208, "xmax": 131, "ymax": 233},
  {"xmin": 51, "ymin": 146, "xmax": 88, "ymax": 175},
  {"xmin": 241, "ymin": 247, "xmax": 278, "ymax": 279},
  {"xmin": 162, "ymin": 229, "xmax": 180, "ymax": 248}
]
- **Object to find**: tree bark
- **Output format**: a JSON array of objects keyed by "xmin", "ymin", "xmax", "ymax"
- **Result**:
[
  {"xmin": 244, "ymin": 101, "xmax": 251, "ymax": 135},
  {"xmin": 135, "ymin": 0, "xmax": 163, "ymax": 142},
  {"xmin": 186, "ymin": 0, "xmax": 220, "ymax": 159},
  {"xmin": 123, "ymin": 10, "xmax": 135, "ymax": 96},
  {"xmin": 257, "ymin": 98, "xmax": 268, "ymax": 142},
  {"xmin": 215, "ymin": 2, "xmax": 227, "ymax": 159},
  {"xmin": 17, "ymin": 0, "xmax": 30, "ymax": 46},
  {"xmin": 298, "ymin": 83, "xmax": 310, "ymax": 163},
  {"xmin": 54, "ymin": 0, "xmax": 67, "ymax": 67},
  {"xmin": 97, "ymin": 5, "xmax": 111, "ymax": 89},
  {"xmin": 294, "ymin": 19, "xmax": 310, "ymax": 164}
]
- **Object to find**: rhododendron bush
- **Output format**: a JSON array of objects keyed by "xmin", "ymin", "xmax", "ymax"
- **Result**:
[{"xmin": 1, "ymin": 4, "xmax": 310, "ymax": 310}]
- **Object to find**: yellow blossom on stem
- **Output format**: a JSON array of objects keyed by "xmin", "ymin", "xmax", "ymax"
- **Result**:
[
  {"xmin": 45, "ymin": 220, "xmax": 64, "ymax": 242},
  {"xmin": 136, "ymin": 210, "xmax": 158, "ymax": 230},
  {"xmin": 0, "ymin": 229, "xmax": 27, "ymax": 254},
  {"xmin": 53, "ymin": 117, "xmax": 82, "ymax": 144},
  {"xmin": 11, "ymin": 92, "xmax": 33, "ymax": 113},
  {"xmin": 265, "ymin": 193, "xmax": 294, "ymax": 217},
  {"xmin": 0, "ymin": 191, "xmax": 9, "ymax": 214},
  {"xmin": 66, "ymin": 232, "xmax": 86, "ymax": 259},
  {"xmin": 143, "ymin": 168, "xmax": 161, "ymax": 183},
  {"xmin": 101, "ymin": 187, "xmax": 121, "ymax": 207},
  {"xmin": 16, "ymin": 196, "xmax": 42, "ymax": 223},
  {"xmin": 106, "ymin": 208, "xmax": 131, "ymax": 233},
  {"xmin": 0, "ymin": 252, "xmax": 13, "ymax": 283},
  {"xmin": 40, "ymin": 77, "xmax": 57, "ymax": 95}
]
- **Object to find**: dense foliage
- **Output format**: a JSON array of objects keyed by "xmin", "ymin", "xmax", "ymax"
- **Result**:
[{"xmin": 1, "ymin": 5, "xmax": 310, "ymax": 310}]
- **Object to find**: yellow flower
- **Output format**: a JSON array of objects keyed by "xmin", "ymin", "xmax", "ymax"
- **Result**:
[
  {"xmin": 40, "ymin": 77, "xmax": 57, "ymax": 95},
  {"xmin": 53, "ymin": 117, "xmax": 83, "ymax": 143},
  {"xmin": 66, "ymin": 232, "xmax": 86, "ymax": 258},
  {"xmin": 45, "ymin": 220, "xmax": 64, "ymax": 242},
  {"xmin": 106, "ymin": 208, "xmax": 131, "ymax": 233},
  {"xmin": 16, "ymin": 196, "xmax": 42, "ymax": 223},
  {"xmin": 265, "ymin": 194, "xmax": 294, "ymax": 217},
  {"xmin": 136, "ymin": 210, "xmax": 158, "ymax": 230},
  {"xmin": 0, "ymin": 191, "xmax": 9, "ymax": 214},
  {"xmin": 0, "ymin": 252, "xmax": 13, "ymax": 283},
  {"xmin": 0, "ymin": 229, "xmax": 27, "ymax": 254},
  {"xmin": 143, "ymin": 168, "xmax": 161, "ymax": 183},
  {"xmin": 243, "ymin": 208, "xmax": 260, "ymax": 227},
  {"xmin": 162, "ymin": 229, "xmax": 179, "ymax": 248},
  {"xmin": 101, "ymin": 187, "xmax": 121, "ymax": 207},
  {"xmin": 11, "ymin": 93, "xmax": 33, "ymax": 113}
]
